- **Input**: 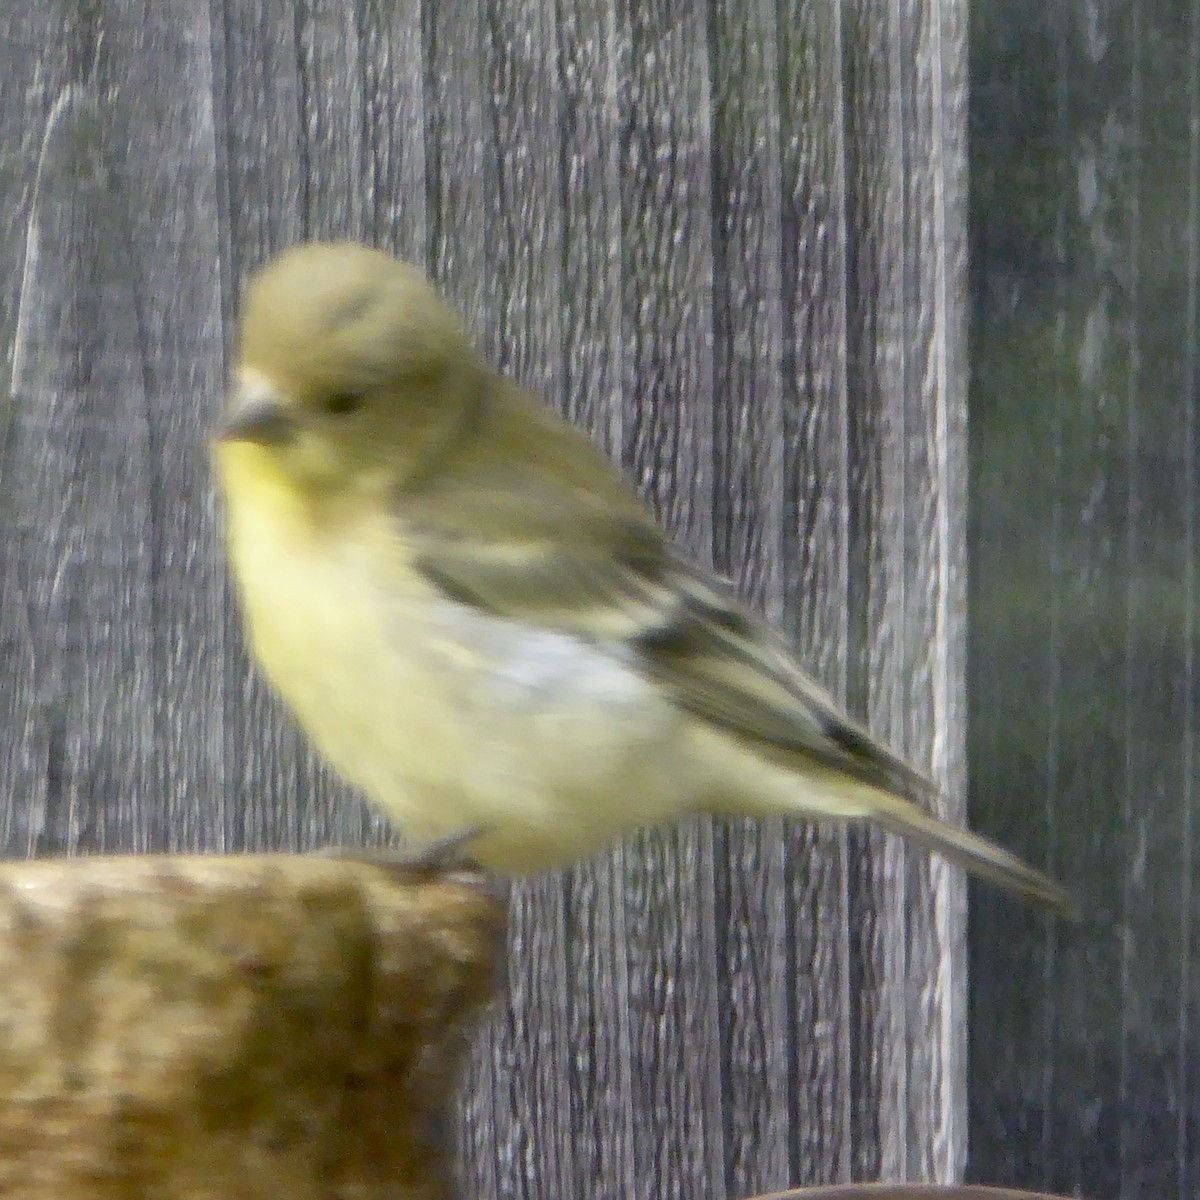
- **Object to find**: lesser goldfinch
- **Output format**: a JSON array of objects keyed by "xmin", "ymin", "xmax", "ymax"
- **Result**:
[{"xmin": 212, "ymin": 241, "xmax": 1071, "ymax": 914}]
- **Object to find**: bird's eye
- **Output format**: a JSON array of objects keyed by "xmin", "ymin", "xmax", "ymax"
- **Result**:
[{"xmin": 322, "ymin": 392, "xmax": 365, "ymax": 417}]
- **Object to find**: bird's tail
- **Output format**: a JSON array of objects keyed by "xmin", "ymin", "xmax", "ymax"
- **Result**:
[{"xmin": 865, "ymin": 789, "xmax": 1075, "ymax": 917}]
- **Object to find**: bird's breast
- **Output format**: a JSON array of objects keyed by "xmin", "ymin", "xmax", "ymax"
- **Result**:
[{"xmin": 219, "ymin": 485, "xmax": 697, "ymax": 868}]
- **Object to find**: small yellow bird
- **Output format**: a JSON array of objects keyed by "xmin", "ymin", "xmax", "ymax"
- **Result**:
[{"xmin": 213, "ymin": 241, "xmax": 1071, "ymax": 914}]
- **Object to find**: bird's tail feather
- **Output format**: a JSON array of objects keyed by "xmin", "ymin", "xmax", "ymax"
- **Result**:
[{"xmin": 866, "ymin": 791, "xmax": 1075, "ymax": 918}]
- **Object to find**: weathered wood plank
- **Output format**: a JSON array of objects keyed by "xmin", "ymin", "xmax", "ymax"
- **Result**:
[
  {"xmin": 611, "ymin": 2, "xmax": 726, "ymax": 1199},
  {"xmin": 471, "ymin": 7, "xmax": 577, "ymax": 1200},
  {"xmin": 708, "ymin": 0, "xmax": 790, "ymax": 1194},
  {"xmin": 112, "ymin": 6, "xmax": 228, "ymax": 857},
  {"xmin": 841, "ymin": 0, "xmax": 916, "ymax": 1179},
  {"xmin": 417, "ymin": 5, "xmax": 508, "ymax": 1197},
  {"xmin": 0, "ymin": 3, "xmax": 974, "ymax": 1197},
  {"xmin": 778, "ymin": 0, "xmax": 854, "ymax": 1185},
  {"xmin": 555, "ymin": 5, "xmax": 639, "ymax": 1199},
  {"xmin": 895, "ymin": 0, "xmax": 969, "ymax": 1181},
  {"xmin": 2, "ymin": 3, "xmax": 229, "ymax": 862},
  {"xmin": 5, "ymin": 88, "xmax": 157, "ymax": 858},
  {"xmin": 0, "ymin": 2, "xmax": 68, "ymax": 858},
  {"xmin": 213, "ymin": 0, "xmax": 336, "ymax": 855}
]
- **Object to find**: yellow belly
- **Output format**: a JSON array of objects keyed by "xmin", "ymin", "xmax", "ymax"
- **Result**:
[{"xmin": 215, "ymin": 451, "xmax": 698, "ymax": 871}]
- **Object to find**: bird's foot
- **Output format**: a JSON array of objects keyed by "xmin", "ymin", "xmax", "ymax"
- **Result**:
[{"xmin": 314, "ymin": 825, "xmax": 491, "ymax": 884}]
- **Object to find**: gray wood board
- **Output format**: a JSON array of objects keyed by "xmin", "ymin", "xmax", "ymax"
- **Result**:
[{"xmin": 0, "ymin": 3, "xmax": 970, "ymax": 1194}]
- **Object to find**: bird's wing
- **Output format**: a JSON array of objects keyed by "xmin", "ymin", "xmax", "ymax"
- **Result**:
[
  {"xmin": 403, "ymin": 466, "xmax": 1077, "ymax": 917},
  {"xmin": 403, "ymin": 473, "xmax": 929, "ymax": 800}
]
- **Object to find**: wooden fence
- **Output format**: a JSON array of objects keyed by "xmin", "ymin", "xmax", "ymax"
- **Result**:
[{"xmin": 0, "ymin": 4, "xmax": 971, "ymax": 1197}]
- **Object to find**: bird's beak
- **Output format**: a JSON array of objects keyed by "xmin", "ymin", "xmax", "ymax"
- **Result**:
[{"xmin": 215, "ymin": 392, "xmax": 297, "ymax": 448}]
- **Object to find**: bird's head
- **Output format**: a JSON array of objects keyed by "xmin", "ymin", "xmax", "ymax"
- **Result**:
[{"xmin": 215, "ymin": 241, "xmax": 482, "ymax": 498}]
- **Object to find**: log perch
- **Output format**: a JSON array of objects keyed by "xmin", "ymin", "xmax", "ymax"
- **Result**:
[{"xmin": 0, "ymin": 853, "xmax": 505, "ymax": 1199}]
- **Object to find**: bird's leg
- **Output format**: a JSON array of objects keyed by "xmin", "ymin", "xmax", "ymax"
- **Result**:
[{"xmin": 313, "ymin": 824, "xmax": 490, "ymax": 882}]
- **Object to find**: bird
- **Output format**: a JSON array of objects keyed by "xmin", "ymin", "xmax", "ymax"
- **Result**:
[{"xmin": 211, "ymin": 240, "xmax": 1072, "ymax": 915}]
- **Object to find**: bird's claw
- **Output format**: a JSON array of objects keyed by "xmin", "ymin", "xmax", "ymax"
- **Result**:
[{"xmin": 313, "ymin": 825, "xmax": 490, "ymax": 884}]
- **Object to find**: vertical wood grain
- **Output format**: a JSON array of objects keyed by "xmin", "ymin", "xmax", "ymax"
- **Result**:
[
  {"xmin": 110, "ymin": 6, "xmax": 228, "ymax": 858},
  {"xmin": 476, "ymin": 6, "xmax": 576, "ymax": 1200},
  {"xmin": 556, "ymin": 5, "xmax": 637, "ymax": 1198},
  {"xmin": 214, "ymin": 0, "xmax": 333, "ymax": 854},
  {"xmin": 842, "ymin": 0, "xmax": 913, "ymax": 1179},
  {"xmin": 0, "ymin": 5, "xmax": 74, "ymax": 859},
  {"xmin": 897, "ymin": 0, "xmax": 968, "ymax": 1181},
  {"xmin": 1, "ymin": 3, "xmax": 228, "ymax": 862},
  {"xmin": 418, "ymin": 6, "xmax": 502, "ymax": 1198},
  {"xmin": 777, "ymin": 0, "xmax": 854, "ymax": 1185},
  {"xmin": 356, "ymin": 0, "xmax": 428, "ymax": 263},
  {"xmin": 613, "ymin": 2, "xmax": 725, "ymax": 1197},
  {"xmin": 6, "ymin": 87, "xmax": 157, "ymax": 858},
  {"xmin": 0, "ymin": 3, "xmax": 974, "ymax": 1198},
  {"xmin": 708, "ymin": 0, "xmax": 790, "ymax": 1194}
]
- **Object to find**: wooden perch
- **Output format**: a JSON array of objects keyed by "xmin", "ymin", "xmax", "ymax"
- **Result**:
[{"xmin": 0, "ymin": 853, "xmax": 504, "ymax": 1199}]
